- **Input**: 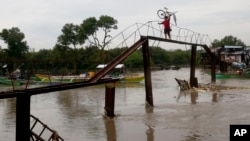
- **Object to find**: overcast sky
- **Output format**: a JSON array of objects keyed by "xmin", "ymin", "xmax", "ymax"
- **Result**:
[{"xmin": 1, "ymin": 0, "xmax": 250, "ymax": 51}]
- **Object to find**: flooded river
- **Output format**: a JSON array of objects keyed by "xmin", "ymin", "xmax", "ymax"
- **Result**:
[{"xmin": 1, "ymin": 68, "xmax": 250, "ymax": 141}]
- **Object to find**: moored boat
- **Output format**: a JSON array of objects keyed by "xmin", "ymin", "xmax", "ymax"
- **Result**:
[
  {"xmin": 35, "ymin": 74, "xmax": 89, "ymax": 83},
  {"xmin": 120, "ymin": 75, "xmax": 144, "ymax": 83},
  {"xmin": 0, "ymin": 77, "xmax": 22, "ymax": 86},
  {"xmin": 96, "ymin": 64, "xmax": 144, "ymax": 83}
]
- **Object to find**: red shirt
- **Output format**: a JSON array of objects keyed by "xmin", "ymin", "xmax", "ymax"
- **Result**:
[{"xmin": 161, "ymin": 19, "xmax": 170, "ymax": 30}]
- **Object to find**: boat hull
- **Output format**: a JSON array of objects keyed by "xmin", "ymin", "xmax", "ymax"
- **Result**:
[
  {"xmin": 120, "ymin": 76, "xmax": 144, "ymax": 83},
  {"xmin": 0, "ymin": 77, "xmax": 22, "ymax": 86},
  {"xmin": 35, "ymin": 74, "xmax": 88, "ymax": 83}
]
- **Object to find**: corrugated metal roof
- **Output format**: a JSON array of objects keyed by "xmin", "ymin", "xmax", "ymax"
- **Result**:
[
  {"xmin": 96, "ymin": 64, "xmax": 125, "ymax": 69},
  {"xmin": 224, "ymin": 45, "xmax": 243, "ymax": 48},
  {"xmin": 220, "ymin": 51, "xmax": 243, "ymax": 55}
]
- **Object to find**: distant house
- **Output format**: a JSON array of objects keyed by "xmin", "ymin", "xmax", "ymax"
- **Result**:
[
  {"xmin": 218, "ymin": 45, "xmax": 246, "ymax": 63},
  {"xmin": 200, "ymin": 45, "xmax": 250, "ymax": 68}
]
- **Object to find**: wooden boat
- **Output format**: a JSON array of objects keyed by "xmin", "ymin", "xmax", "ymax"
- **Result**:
[
  {"xmin": 215, "ymin": 73, "xmax": 239, "ymax": 79},
  {"xmin": 35, "ymin": 74, "xmax": 89, "ymax": 83},
  {"xmin": 214, "ymin": 70, "xmax": 243, "ymax": 79},
  {"xmin": 96, "ymin": 64, "xmax": 144, "ymax": 83},
  {"xmin": 120, "ymin": 75, "xmax": 144, "ymax": 83},
  {"xmin": 0, "ymin": 77, "xmax": 22, "ymax": 86}
]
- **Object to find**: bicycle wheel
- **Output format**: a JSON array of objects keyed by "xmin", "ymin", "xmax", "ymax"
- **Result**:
[{"xmin": 157, "ymin": 10, "xmax": 166, "ymax": 19}]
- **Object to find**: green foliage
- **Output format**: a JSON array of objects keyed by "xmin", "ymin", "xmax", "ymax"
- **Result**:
[
  {"xmin": 148, "ymin": 47, "xmax": 170, "ymax": 65},
  {"xmin": 78, "ymin": 15, "xmax": 118, "ymax": 50},
  {"xmin": 97, "ymin": 15, "xmax": 118, "ymax": 30},
  {"xmin": 212, "ymin": 35, "xmax": 246, "ymax": 47},
  {"xmin": 55, "ymin": 15, "xmax": 118, "ymax": 64},
  {"xmin": 57, "ymin": 23, "xmax": 80, "ymax": 48},
  {"xmin": 0, "ymin": 27, "xmax": 29, "ymax": 59},
  {"xmin": 78, "ymin": 46, "xmax": 100, "ymax": 70},
  {"xmin": 171, "ymin": 49, "xmax": 190, "ymax": 65},
  {"xmin": 123, "ymin": 50, "xmax": 143, "ymax": 68},
  {"xmin": 52, "ymin": 44, "xmax": 72, "ymax": 61},
  {"xmin": 79, "ymin": 17, "xmax": 98, "ymax": 37}
]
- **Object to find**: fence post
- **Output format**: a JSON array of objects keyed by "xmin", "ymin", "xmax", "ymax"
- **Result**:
[{"xmin": 211, "ymin": 56, "xmax": 216, "ymax": 82}]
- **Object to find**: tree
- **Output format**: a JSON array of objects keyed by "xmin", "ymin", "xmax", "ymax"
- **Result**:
[
  {"xmin": 53, "ymin": 44, "xmax": 72, "ymax": 60},
  {"xmin": 57, "ymin": 23, "xmax": 80, "ymax": 49},
  {"xmin": 123, "ymin": 50, "xmax": 143, "ymax": 69},
  {"xmin": 0, "ymin": 27, "xmax": 29, "ymax": 59},
  {"xmin": 149, "ymin": 47, "xmax": 171, "ymax": 65},
  {"xmin": 212, "ymin": 35, "xmax": 246, "ymax": 47},
  {"xmin": 57, "ymin": 23, "xmax": 81, "ymax": 73},
  {"xmin": 78, "ymin": 17, "xmax": 97, "ymax": 43},
  {"xmin": 79, "ymin": 15, "xmax": 118, "ymax": 50},
  {"xmin": 170, "ymin": 49, "xmax": 190, "ymax": 65},
  {"xmin": 97, "ymin": 15, "xmax": 118, "ymax": 50},
  {"xmin": 79, "ymin": 15, "xmax": 118, "ymax": 62}
]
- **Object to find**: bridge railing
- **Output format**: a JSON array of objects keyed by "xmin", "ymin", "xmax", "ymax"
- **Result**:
[{"xmin": 102, "ymin": 21, "xmax": 212, "ymax": 49}]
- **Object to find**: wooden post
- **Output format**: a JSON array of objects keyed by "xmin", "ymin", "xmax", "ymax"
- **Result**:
[
  {"xmin": 16, "ymin": 94, "xmax": 31, "ymax": 141},
  {"xmin": 190, "ymin": 45, "xmax": 197, "ymax": 87},
  {"xmin": 219, "ymin": 61, "xmax": 223, "ymax": 73},
  {"xmin": 142, "ymin": 38, "xmax": 153, "ymax": 106},
  {"xmin": 219, "ymin": 61, "xmax": 227, "ymax": 73},
  {"xmin": 105, "ymin": 86, "xmax": 115, "ymax": 117},
  {"xmin": 211, "ymin": 56, "xmax": 216, "ymax": 82}
]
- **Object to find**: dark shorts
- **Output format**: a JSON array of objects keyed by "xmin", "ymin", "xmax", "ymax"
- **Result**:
[{"xmin": 164, "ymin": 28, "xmax": 172, "ymax": 34}]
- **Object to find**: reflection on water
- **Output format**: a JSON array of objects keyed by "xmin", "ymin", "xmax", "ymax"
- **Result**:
[
  {"xmin": 146, "ymin": 125, "xmax": 154, "ymax": 141},
  {"xmin": 177, "ymin": 90, "xmax": 219, "ymax": 104},
  {"xmin": 104, "ymin": 118, "xmax": 117, "ymax": 141},
  {"xmin": 145, "ymin": 105, "xmax": 154, "ymax": 141},
  {"xmin": 212, "ymin": 93, "xmax": 217, "ymax": 102},
  {"xmin": 190, "ymin": 91, "xmax": 198, "ymax": 104},
  {"xmin": 1, "ymin": 68, "xmax": 250, "ymax": 141}
]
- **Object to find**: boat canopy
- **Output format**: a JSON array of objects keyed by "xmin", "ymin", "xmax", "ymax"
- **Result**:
[
  {"xmin": 224, "ymin": 45, "xmax": 243, "ymax": 49},
  {"xmin": 96, "ymin": 64, "xmax": 125, "ymax": 69},
  {"xmin": 220, "ymin": 51, "xmax": 243, "ymax": 55}
]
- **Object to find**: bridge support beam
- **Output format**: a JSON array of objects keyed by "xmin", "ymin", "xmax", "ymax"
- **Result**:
[
  {"xmin": 190, "ymin": 45, "xmax": 198, "ymax": 87},
  {"xmin": 105, "ymin": 86, "xmax": 115, "ymax": 117},
  {"xmin": 16, "ymin": 94, "xmax": 31, "ymax": 141},
  {"xmin": 142, "ymin": 38, "xmax": 153, "ymax": 106}
]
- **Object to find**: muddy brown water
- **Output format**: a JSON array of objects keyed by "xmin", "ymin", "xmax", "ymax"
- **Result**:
[{"xmin": 0, "ymin": 68, "xmax": 250, "ymax": 141}]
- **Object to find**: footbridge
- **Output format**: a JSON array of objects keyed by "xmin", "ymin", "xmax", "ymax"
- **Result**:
[
  {"xmin": 89, "ymin": 21, "xmax": 220, "ymax": 84},
  {"xmin": 0, "ymin": 21, "xmax": 225, "ymax": 141}
]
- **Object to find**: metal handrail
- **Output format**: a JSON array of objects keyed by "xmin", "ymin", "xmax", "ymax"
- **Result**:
[{"xmin": 30, "ymin": 115, "xmax": 64, "ymax": 141}]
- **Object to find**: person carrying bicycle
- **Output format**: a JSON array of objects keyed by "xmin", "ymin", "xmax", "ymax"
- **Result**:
[{"xmin": 158, "ymin": 15, "xmax": 172, "ymax": 39}]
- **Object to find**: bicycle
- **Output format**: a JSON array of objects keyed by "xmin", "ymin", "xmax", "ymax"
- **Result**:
[{"xmin": 157, "ymin": 7, "xmax": 177, "ymax": 25}]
